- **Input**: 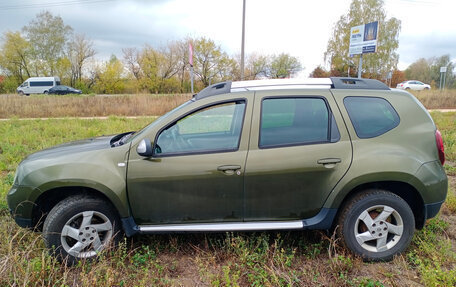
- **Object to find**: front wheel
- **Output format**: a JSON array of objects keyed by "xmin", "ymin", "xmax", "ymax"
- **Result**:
[
  {"xmin": 43, "ymin": 195, "xmax": 121, "ymax": 265},
  {"xmin": 337, "ymin": 190, "xmax": 415, "ymax": 261},
  {"xmin": 44, "ymin": 91, "xmax": 48, "ymax": 95}
]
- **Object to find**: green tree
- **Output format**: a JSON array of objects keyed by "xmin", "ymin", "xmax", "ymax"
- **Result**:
[
  {"xmin": 405, "ymin": 55, "xmax": 454, "ymax": 88},
  {"xmin": 267, "ymin": 53, "xmax": 302, "ymax": 79},
  {"xmin": 324, "ymin": 0, "xmax": 401, "ymax": 78},
  {"xmin": 404, "ymin": 58, "xmax": 431, "ymax": 83},
  {"xmin": 94, "ymin": 55, "xmax": 125, "ymax": 94},
  {"xmin": 0, "ymin": 31, "xmax": 33, "ymax": 83},
  {"xmin": 23, "ymin": 11, "xmax": 73, "ymax": 76},
  {"xmin": 55, "ymin": 57, "xmax": 71, "ymax": 84},
  {"xmin": 192, "ymin": 37, "xmax": 233, "ymax": 86},
  {"xmin": 429, "ymin": 55, "xmax": 454, "ymax": 88},
  {"xmin": 239, "ymin": 53, "xmax": 269, "ymax": 80},
  {"xmin": 138, "ymin": 45, "xmax": 161, "ymax": 93}
]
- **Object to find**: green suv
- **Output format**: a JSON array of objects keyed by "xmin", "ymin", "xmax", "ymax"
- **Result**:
[{"xmin": 8, "ymin": 78, "xmax": 447, "ymax": 264}]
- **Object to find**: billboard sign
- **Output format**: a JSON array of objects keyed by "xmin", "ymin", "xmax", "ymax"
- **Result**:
[{"xmin": 349, "ymin": 21, "xmax": 379, "ymax": 56}]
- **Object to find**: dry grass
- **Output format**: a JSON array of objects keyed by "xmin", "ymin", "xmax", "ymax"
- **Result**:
[
  {"xmin": 1, "ymin": 90, "xmax": 455, "ymax": 120},
  {"xmin": 410, "ymin": 89, "xmax": 456, "ymax": 109},
  {"xmin": 0, "ymin": 94, "xmax": 192, "ymax": 118}
]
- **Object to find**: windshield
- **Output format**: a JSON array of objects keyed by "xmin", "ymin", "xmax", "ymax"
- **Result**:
[{"xmin": 124, "ymin": 100, "xmax": 194, "ymax": 144}]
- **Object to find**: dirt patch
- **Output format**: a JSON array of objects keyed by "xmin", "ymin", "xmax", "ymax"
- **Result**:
[{"xmin": 158, "ymin": 253, "xmax": 207, "ymax": 286}]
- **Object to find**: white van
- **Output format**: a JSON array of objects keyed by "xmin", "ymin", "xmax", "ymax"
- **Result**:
[{"xmin": 17, "ymin": 77, "xmax": 61, "ymax": 95}]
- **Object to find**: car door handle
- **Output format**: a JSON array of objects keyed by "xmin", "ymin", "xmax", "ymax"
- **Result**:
[
  {"xmin": 317, "ymin": 158, "xmax": 341, "ymax": 167},
  {"xmin": 317, "ymin": 158, "xmax": 341, "ymax": 164},
  {"xmin": 217, "ymin": 165, "xmax": 242, "ymax": 175}
]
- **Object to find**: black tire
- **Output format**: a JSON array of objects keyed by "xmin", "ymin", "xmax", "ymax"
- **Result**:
[
  {"xmin": 43, "ymin": 91, "xmax": 48, "ymax": 95},
  {"xmin": 337, "ymin": 190, "xmax": 415, "ymax": 262},
  {"xmin": 18, "ymin": 91, "xmax": 24, "ymax": 96},
  {"xmin": 43, "ymin": 195, "xmax": 121, "ymax": 265},
  {"xmin": 25, "ymin": 94, "xmax": 30, "ymax": 96}
]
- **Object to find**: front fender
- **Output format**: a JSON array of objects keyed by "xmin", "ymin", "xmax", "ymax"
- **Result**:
[{"xmin": 15, "ymin": 144, "xmax": 130, "ymax": 219}]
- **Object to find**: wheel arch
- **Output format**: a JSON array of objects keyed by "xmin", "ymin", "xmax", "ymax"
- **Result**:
[
  {"xmin": 332, "ymin": 181, "xmax": 425, "ymax": 229},
  {"xmin": 31, "ymin": 185, "xmax": 127, "ymax": 231}
]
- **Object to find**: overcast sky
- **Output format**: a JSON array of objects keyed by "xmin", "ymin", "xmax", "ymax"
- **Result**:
[{"xmin": 0, "ymin": 0, "xmax": 455, "ymax": 76}]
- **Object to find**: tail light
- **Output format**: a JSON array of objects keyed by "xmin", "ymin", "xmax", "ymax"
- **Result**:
[{"xmin": 435, "ymin": 130, "xmax": 445, "ymax": 165}]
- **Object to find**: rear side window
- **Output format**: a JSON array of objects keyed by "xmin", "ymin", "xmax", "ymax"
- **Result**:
[
  {"xmin": 344, "ymin": 97, "xmax": 400, "ymax": 138},
  {"xmin": 260, "ymin": 97, "xmax": 340, "ymax": 148}
]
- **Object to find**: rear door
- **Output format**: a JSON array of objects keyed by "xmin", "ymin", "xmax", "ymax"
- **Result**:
[{"xmin": 244, "ymin": 89, "xmax": 352, "ymax": 220}]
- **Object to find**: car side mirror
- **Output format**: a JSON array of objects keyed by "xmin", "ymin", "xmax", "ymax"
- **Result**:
[{"xmin": 137, "ymin": 138, "xmax": 153, "ymax": 157}]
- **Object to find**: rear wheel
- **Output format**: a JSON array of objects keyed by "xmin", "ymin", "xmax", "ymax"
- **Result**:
[
  {"xmin": 43, "ymin": 195, "xmax": 121, "ymax": 265},
  {"xmin": 337, "ymin": 190, "xmax": 415, "ymax": 261}
]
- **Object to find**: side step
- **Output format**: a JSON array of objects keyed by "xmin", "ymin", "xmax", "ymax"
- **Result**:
[
  {"xmin": 138, "ymin": 221, "xmax": 303, "ymax": 233},
  {"xmin": 120, "ymin": 208, "xmax": 338, "ymax": 236}
]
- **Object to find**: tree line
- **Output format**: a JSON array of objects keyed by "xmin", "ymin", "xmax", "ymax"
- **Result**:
[{"xmin": 0, "ymin": 11, "xmax": 302, "ymax": 94}]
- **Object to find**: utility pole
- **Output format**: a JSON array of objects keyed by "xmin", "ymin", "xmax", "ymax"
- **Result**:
[{"xmin": 240, "ymin": 0, "xmax": 246, "ymax": 80}]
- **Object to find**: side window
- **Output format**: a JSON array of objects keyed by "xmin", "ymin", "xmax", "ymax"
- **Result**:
[
  {"xmin": 343, "ymin": 97, "xmax": 400, "ymax": 139},
  {"xmin": 155, "ymin": 101, "xmax": 246, "ymax": 155},
  {"xmin": 30, "ymin": 81, "xmax": 53, "ymax": 87},
  {"xmin": 260, "ymin": 97, "xmax": 339, "ymax": 148}
]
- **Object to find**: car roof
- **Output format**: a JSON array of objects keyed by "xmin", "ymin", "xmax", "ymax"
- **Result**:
[{"xmin": 194, "ymin": 77, "xmax": 390, "ymax": 100}]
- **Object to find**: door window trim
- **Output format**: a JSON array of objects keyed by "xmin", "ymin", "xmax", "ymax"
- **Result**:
[
  {"xmin": 152, "ymin": 98, "xmax": 248, "ymax": 157},
  {"xmin": 258, "ymin": 96, "xmax": 339, "ymax": 149}
]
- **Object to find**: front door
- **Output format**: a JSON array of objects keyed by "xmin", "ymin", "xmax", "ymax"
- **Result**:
[
  {"xmin": 127, "ymin": 97, "xmax": 252, "ymax": 224},
  {"xmin": 244, "ymin": 90, "xmax": 352, "ymax": 220}
]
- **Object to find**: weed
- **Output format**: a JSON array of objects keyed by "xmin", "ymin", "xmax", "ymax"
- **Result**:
[{"xmin": 0, "ymin": 109, "xmax": 455, "ymax": 285}]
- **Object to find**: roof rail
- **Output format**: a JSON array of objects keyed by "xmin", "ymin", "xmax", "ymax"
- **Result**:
[
  {"xmin": 330, "ymin": 77, "xmax": 390, "ymax": 90},
  {"xmin": 194, "ymin": 81, "xmax": 232, "ymax": 100}
]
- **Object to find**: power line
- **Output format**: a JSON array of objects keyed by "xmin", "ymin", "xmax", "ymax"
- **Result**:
[{"xmin": 0, "ymin": 0, "xmax": 117, "ymax": 11}]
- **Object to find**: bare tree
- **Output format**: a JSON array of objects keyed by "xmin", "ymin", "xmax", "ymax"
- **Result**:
[
  {"xmin": 122, "ymin": 47, "xmax": 142, "ymax": 80},
  {"xmin": 67, "ymin": 33, "xmax": 95, "ymax": 86}
]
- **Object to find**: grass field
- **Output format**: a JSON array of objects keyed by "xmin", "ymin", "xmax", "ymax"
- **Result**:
[{"xmin": 0, "ymin": 112, "xmax": 455, "ymax": 286}]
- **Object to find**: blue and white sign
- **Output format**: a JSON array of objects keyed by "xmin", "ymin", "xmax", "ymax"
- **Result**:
[{"xmin": 349, "ymin": 21, "xmax": 379, "ymax": 56}]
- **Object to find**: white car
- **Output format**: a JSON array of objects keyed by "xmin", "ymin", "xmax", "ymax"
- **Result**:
[
  {"xmin": 17, "ymin": 77, "xmax": 61, "ymax": 95},
  {"xmin": 396, "ymin": 80, "xmax": 431, "ymax": 91}
]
